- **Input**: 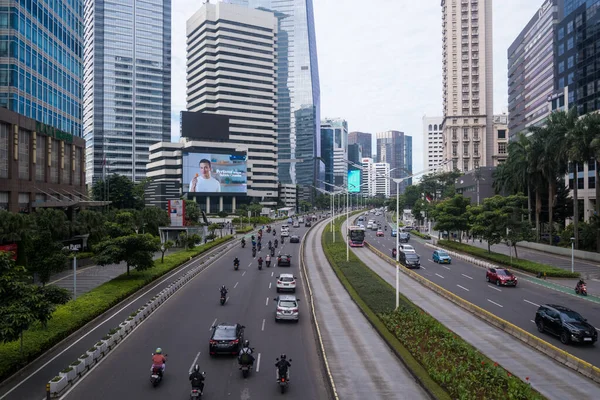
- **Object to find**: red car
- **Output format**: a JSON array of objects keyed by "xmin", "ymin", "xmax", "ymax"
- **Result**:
[
  {"xmin": 376, "ymin": 230, "xmax": 384, "ymax": 237},
  {"xmin": 486, "ymin": 268, "xmax": 517, "ymax": 287}
]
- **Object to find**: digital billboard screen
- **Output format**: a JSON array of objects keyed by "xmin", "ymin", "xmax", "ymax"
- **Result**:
[
  {"xmin": 348, "ymin": 169, "xmax": 361, "ymax": 193},
  {"xmin": 183, "ymin": 152, "xmax": 247, "ymax": 195}
]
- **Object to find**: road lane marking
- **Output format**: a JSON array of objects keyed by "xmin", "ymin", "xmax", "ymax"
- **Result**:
[
  {"xmin": 428, "ymin": 259, "xmax": 434, "ymax": 263},
  {"xmin": 420, "ymin": 266, "xmax": 426, "ymax": 270},
  {"xmin": 210, "ymin": 318, "xmax": 217, "ymax": 330},
  {"xmin": 487, "ymin": 299, "xmax": 503, "ymax": 308},
  {"xmin": 271, "ymin": 271, "xmax": 274, "ymax": 277},
  {"xmin": 256, "ymin": 353, "xmax": 261, "ymax": 373},
  {"xmin": 225, "ymin": 297, "xmax": 229, "ymax": 304},
  {"xmin": 531, "ymin": 320, "xmax": 535, "ymax": 324},
  {"xmin": 457, "ymin": 285, "xmax": 470, "ymax": 292},
  {"xmin": 524, "ymin": 299, "xmax": 540, "ymax": 307},
  {"xmin": 261, "ymin": 319, "xmax": 265, "ymax": 331},
  {"xmin": 462, "ymin": 274, "xmax": 473, "ymax": 280},
  {"xmin": 435, "ymin": 273, "xmax": 445, "ymax": 279},
  {"xmin": 188, "ymin": 351, "xmax": 201, "ymax": 373},
  {"xmin": 487, "ymin": 285, "xmax": 502, "ymax": 292},
  {"xmin": 269, "ymin": 282, "xmax": 272, "ymax": 289},
  {"xmin": 242, "ymin": 271, "xmax": 246, "ymax": 276},
  {"xmin": 265, "ymin": 297, "xmax": 269, "ymax": 306},
  {"xmin": 247, "ymin": 263, "xmax": 252, "ymax": 267},
  {"xmin": 234, "ymin": 282, "xmax": 239, "ymax": 289},
  {"xmin": 440, "ymin": 265, "xmax": 451, "ymax": 270}
]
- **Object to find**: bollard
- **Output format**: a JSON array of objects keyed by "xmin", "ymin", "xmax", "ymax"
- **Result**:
[{"xmin": 46, "ymin": 383, "xmax": 51, "ymax": 400}]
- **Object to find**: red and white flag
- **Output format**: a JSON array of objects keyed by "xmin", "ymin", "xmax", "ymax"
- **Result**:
[{"xmin": 425, "ymin": 193, "xmax": 433, "ymax": 203}]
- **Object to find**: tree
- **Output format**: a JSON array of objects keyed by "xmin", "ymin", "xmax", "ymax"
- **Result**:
[
  {"xmin": 208, "ymin": 223, "xmax": 220, "ymax": 238},
  {"xmin": 411, "ymin": 199, "xmax": 428, "ymax": 225},
  {"xmin": 73, "ymin": 210, "xmax": 106, "ymax": 246},
  {"xmin": 31, "ymin": 209, "xmax": 70, "ymax": 242},
  {"xmin": 26, "ymin": 232, "xmax": 68, "ymax": 285},
  {"xmin": 217, "ymin": 211, "xmax": 228, "ymax": 218},
  {"xmin": 299, "ymin": 200, "xmax": 312, "ymax": 213},
  {"xmin": 184, "ymin": 200, "xmax": 200, "ymax": 226},
  {"xmin": 91, "ymin": 174, "xmax": 140, "ymax": 210},
  {"xmin": 94, "ymin": 234, "xmax": 161, "ymax": 275},
  {"xmin": 433, "ymin": 195, "xmax": 471, "ymax": 241},
  {"xmin": 160, "ymin": 240, "xmax": 174, "ymax": 263},
  {"xmin": 141, "ymin": 207, "xmax": 169, "ymax": 236}
]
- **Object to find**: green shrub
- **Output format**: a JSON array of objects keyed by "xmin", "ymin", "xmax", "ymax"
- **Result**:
[
  {"xmin": 323, "ymin": 216, "xmax": 545, "ymax": 400},
  {"xmin": 236, "ymin": 226, "xmax": 253, "ymax": 234},
  {"xmin": 0, "ymin": 235, "xmax": 232, "ymax": 382},
  {"xmin": 51, "ymin": 376, "xmax": 61, "ymax": 382},
  {"xmin": 60, "ymin": 367, "xmax": 73, "ymax": 373},
  {"xmin": 410, "ymin": 230, "xmax": 431, "ymax": 240},
  {"xmin": 437, "ymin": 240, "xmax": 579, "ymax": 278}
]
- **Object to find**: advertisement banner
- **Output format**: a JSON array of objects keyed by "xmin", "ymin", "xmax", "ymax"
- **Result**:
[
  {"xmin": 169, "ymin": 200, "xmax": 185, "ymax": 227},
  {"xmin": 0, "ymin": 243, "xmax": 18, "ymax": 260},
  {"xmin": 348, "ymin": 169, "xmax": 361, "ymax": 193},
  {"xmin": 183, "ymin": 152, "xmax": 247, "ymax": 195}
]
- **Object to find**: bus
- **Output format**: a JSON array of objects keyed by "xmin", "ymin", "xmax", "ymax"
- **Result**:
[{"xmin": 348, "ymin": 226, "xmax": 366, "ymax": 247}]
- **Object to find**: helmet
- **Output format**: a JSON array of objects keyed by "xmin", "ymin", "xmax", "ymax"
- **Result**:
[
  {"xmin": 280, "ymin": 354, "xmax": 286, "ymax": 360},
  {"xmin": 194, "ymin": 364, "xmax": 200, "ymax": 373},
  {"xmin": 244, "ymin": 340, "xmax": 250, "ymax": 347},
  {"xmin": 155, "ymin": 348, "xmax": 162, "ymax": 354},
  {"xmin": 221, "ymin": 285, "xmax": 226, "ymax": 290}
]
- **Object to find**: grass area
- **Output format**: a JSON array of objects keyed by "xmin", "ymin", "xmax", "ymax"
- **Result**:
[
  {"xmin": 411, "ymin": 230, "xmax": 431, "ymax": 240},
  {"xmin": 322, "ymin": 217, "xmax": 545, "ymax": 400},
  {"xmin": 436, "ymin": 240, "xmax": 580, "ymax": 278},
  {"xmin": 0, "ymin": 236, "xmax": 233, "ymax": 383},
  {"xmin": 236, "ymin": 226, "xmax": 253, "ymax": 234}
]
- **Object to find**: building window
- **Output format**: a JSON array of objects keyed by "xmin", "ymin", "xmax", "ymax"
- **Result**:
[
  {"xmin": 463, "ymin": 160, "xmax": 469, "ymax": 171},
  {"xmin": 463, "ymin": 143, "xmax": 469, "ymax": 154},
  {"xmin": 558, "ymin": 44, "xmax": 564, "ymax": 56},
  {"xmin": 498, "ymin": 143, "xmax": 507, "ymax": 154},
  {"xmin": 0, "ymin": 123, "xmax": 8, "ymax": 179},
  {"xmin": 463, "ymin": 127, "xmax": 469, "ymax": 138},
  {"xmin": 452, "ymin": 160, "xmax": 458, "ymax": 170},
  {"xmin": 36, "ymin": 135, "xmax": 46, "ymax": 182},
  {"xmin": 558, "ymin": 61, "xmax": 565, "ymax": 74},
  {"xmin": 473, "ymin": 127, "xmax": 479, "ymax": 138},
  {"xmin": 568, "ymin": 56, "xmax": 574, "ymax": 68},
  {"xmin": 474, "ymin": 159, "xmax": 479, "ymax": 168},
  {"xmin": 559, "ymin": 77, "xmax": 565, "ymax": 89},
  {"xmin": 452, "ymin": 143, "xmax": 458, "ymax": 156},
  {"xmin": 578, "ymin": 177, "xmax": 584, "ymax": 190},
  {"xmin": 474, "ymin": 143, "xmax": 479, "ymax": 155},
  {"xmin": 498, "ymin": 129, "xmax": 506, "ymax": 139},
  {"xmin": 567, "ymin": 37, "xmax": 574, "ymax": 50},
  {"xmin": 558, "ymin": 27, "xmax": 564, "ymax": 40},
  {"xmin": 19, "ymin": 129, "xmax": 30, "ymax": 180},
  {"xmin": 589, "ymin": 176, "xmax": 596, "ymax": 189},
  {"xmin": 567, "ymin": 21, "xmax": 573, "ymax": 34}
]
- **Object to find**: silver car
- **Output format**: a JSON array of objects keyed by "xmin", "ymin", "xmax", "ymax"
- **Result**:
[
  {"xmin": 275, "ymin": 295, "xmax": 300, "ymax": 322},
  {"xmin": 276, "ymin": 273, "xmax": 297, "ymax": 293}
]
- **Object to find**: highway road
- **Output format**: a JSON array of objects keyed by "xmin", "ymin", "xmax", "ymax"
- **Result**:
[
  {"xmin": 59, "ymin": 223, "xmax": 330, "ymax": 400},
  {"xmin": 358, "ymin": 214, "xmax": 600, "ymax": 368}
]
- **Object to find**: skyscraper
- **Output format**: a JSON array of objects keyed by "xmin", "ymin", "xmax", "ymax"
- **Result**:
[
  {"xmin": 423, "ymin": 116, "xmax": 444, "ymax": 169},
  {"xmin": 0, "ymin": 0, "xmax": 83, "ymax": 138},
  {"xmin": 321, "ymin": 118, "xmax": 348, "ymax": 188},
  {"xmin": 348, "ymin": 131, "xmax": 373, "ymax": 159},
  {"xmin": 223, "ymin": 0, "xmax": 322, "ymax": 193},
  {"xmin": 83, "ymin": 0, "xmax": 171, "ymax": 184},
  {"xmin": 441, "ymin": 0, "xmax": 494, "ymax": 171},
  {"xmin": 375, "ymin": 131, "xmax": 412, "ymax": 194}
]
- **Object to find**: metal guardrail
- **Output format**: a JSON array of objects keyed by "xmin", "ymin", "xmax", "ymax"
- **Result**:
[{"xmin": 363, "ymin": 241, "xmax": 600, "ymax": 385}]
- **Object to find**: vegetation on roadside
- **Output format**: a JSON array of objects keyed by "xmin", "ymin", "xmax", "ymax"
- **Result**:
[
  {"xmin": 0, "ymin": 236, "xmax": 232, "ymax": 383},
  {"xmin": 322, "ymin": 216, "xmax": 545, "ymax": 400},
  {"xmin": 437, "ymin": 240, "xmax": 579, "ymax": 278},
  {"xmin": 410, "ymin": 230, "xmax": 431, "ymax": 240},
  {"xmin": 236, "ymin": 226, "xmax": 253, "ymax": 234}
]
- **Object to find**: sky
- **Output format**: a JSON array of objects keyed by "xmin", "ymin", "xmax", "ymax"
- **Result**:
[{"xmin": 170, "ymin": 0, "xmax": 546, "ymax": 173}]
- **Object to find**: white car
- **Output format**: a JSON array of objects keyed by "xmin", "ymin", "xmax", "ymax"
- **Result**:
[
  {"xmin": 281, "ymin": 229, "xmax": 290, "ymax": 237},
  {"xmin": 298, "ymin": 217, "xmax": 304, "ymax": 223},
  {"xmin": 293, "ymin": 222, "xmax": 300, "ymax": 228},
  {"xmin": 276, "ymin": 273, "xmax": 297, "ymax": 293},
  {"xmin": 399, "ymin": 244, "xmax": 416, "ymax": 253},
  {"xmin": 275, "ymin": 295, "xmax": 300, "ymax": 322}
]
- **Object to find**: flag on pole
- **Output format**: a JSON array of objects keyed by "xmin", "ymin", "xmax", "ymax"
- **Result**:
[{"xmin": 425, "ymin": 193, "xmax": 433, "ymax": 203}]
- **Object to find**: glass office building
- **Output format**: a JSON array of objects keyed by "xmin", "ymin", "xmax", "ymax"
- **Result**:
[
  {"xmin": 83, "ymin": 0, "xmax": 171, "ymax": 184},
  {"xmin": 0, "ymin": 0, "xmax": 83, "ymax": 138},
  {"xmin": 223, "ymin": 0, "xmax": 322, "ymax": 194}
]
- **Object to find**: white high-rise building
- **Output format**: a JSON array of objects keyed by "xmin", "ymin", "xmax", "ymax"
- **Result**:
[
  {"xmin": 423, "ymin": 116, "xmax": 445, "ymax": 169},
  {"xmin": 374, "ymin": 162, "xmax": 391, "ymax": 197},
  {"xmin": 186, "ymin": 2, "xmax": 278, "ymax": 199},
  {"xmin": 83, "ymin": 0, "xmax": 171, "ymax": 184},
  {"xmin": 361, "ymin": 157, "xmax": 376, "ymax": 197},
  {"xmin": 441, "ymin": 0, "xmax": 493, "ymax": 172}
]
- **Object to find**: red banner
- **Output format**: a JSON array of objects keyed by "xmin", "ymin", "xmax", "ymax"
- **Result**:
[{"xmin": 0, "ymin": 243, "xmax": 18, "ymax": 260}]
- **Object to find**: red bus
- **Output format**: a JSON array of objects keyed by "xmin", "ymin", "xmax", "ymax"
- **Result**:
[{"xmin": 348, "ymin": 226, "xmax": 366, "ymax": 247}]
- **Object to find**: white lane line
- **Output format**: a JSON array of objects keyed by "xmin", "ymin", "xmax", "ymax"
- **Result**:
[
  {"xmin": 488, "ymin": 285, "xmax": 502, "ymax": 292},
  {"xmin": 234, "ymin": 282, "xmax": 239, "ymax": 289},
  {"xmin": 440, "ymin": 265, "xmax": 451, "ymax": 270},
  {"xmin": 420, "ymin": 266, "xmax": 426, "ymax": 270},
  {"xmin": 428, "ymin": 259, "xmax": 434, "ymax": 263},
  {"xmin": 487, "ymin": 299, "xmax": 503, "ymax": 308},
  {"xmin": 531, "ymin": 320, "xmax": 535, "ymax": 324},
  {"xmin": 225, "ymin": 297, "xmax": 229, "ymax": 304},
  {"xmin": 524, "ymin": 299, "xmax": 540, "ymax": 307},
  {"xmin": 261, "ymin": 319, "xmax": 265, "ymax": 331},
  {"xmin": 462, "ymin": 274, "xmax": 473, "ymax": 280},
  {"xmin": 210, "ymin": 318, "xmax": 217, "ymax": 330},
  {"xmin": 435, "ymin": 273, "xmax": 445, "ymax": 279},
  {"xmin": 271, "ymin": 271, "xmax": 274, "ymax": 277},
  {"xmin": 256, "ymin": 353, "xmax": 261, "ymax": 373},
  {"xmin": 457, "ymin": 284, "xmax": 470, "ymax": 292},
  {"xmin": 188, "ymin": 351, "xmax": 201, "ymax": 373},
  {"xmin": 269, "ymin": 282, "xmax": 272, "ymax": 289},
  {"xmin": 248, "ymin": 263, "xmax": 252, "ymax": 267},
  {"xmin": 242, "ymin": 271, "xmax": 247, "ymax": 276},
  {"xmin": 265, "ymin": 297, "xmax": 269, "ymax": 306}
]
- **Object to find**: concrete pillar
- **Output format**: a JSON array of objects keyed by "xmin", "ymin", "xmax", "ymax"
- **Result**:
[{"xmin": 219, "ymin": 196, "xmax": 223, "ymax": 212}]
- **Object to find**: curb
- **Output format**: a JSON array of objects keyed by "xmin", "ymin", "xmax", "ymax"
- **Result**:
[{"xmin": 364, "ymin": 241, "xmax": 600, "ymax": 385}]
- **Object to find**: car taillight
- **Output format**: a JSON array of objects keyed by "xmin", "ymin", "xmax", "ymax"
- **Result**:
[
  {"xmin": 277, "ymin": 307, "xmax": 284, "ymax": 312},
  {"xmin": 281, "ymin": 378, "xmax": 285, "ymax": 382},
  {"xmin": 291, "ymin": 308, "xmax": 298, "ymax": 312},
  {"xmin": 277, "ymin": 281, "xmax": 282, "ymax": 285},
  {"xmin": 291, "ymin": 281, "xmax": 296, "ymax": 284},
  {"xmin": 230, "ymin": 339, "xmax": 239, "ymax": 344},
  {"xmin": 209, "ymin": 340, "xmax": 217, "ymax": 344}
]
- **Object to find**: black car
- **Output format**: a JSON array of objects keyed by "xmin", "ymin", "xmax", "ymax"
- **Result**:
[
  {"xmin": 290, "ymin": 235, "xmax": 300, "ymax": 243},
  {"xmin": 305, "ymin": 221, "xmax": 312, "ymax": 227},
  {"xmin": 278, "ymin": 254, "xmax": 292, "ymax": 266},
  {"xmin": 209, "ymin": 323, "xmax": 245, "ymax": 355},
  {"xmin": 398, "ymin": 232, "xmax": 410, "ymax": 243},
  {"xmin": 400, "ymin": 252, "xmax": 420, "ymax": 269},
  {"xmin": 535, "ymin": 304, "xmax": 597, "ymax": 345}
]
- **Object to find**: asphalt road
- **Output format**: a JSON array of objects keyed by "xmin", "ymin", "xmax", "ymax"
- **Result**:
[
  {"xmin": 359, "ymin": 215, "xmax": 600, "ymax": 368},
  {"xmin": 59, "ymin": 223, "xmax": 330, "ymax": 400}
]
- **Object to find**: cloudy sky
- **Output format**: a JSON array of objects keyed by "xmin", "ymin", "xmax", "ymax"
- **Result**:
[{"xmin": 171, "ymin": 0, "xmax": 545, "ymax": 172}]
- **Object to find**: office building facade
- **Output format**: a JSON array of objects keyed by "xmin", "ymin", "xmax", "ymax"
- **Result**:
[
  {"xmin": 507, "ymin": 0, "xmax": 563, "ymax": 139},
  {"xmin": 186, "ymin": 2, "xmax": 278, "ymax": 200},
  {"xmin": 348, "ymin": 131, "xmax": 372, "ymax": 158},
  {"xmin": 348, "ymin": 143, "xmax": 362, "ymax": 166},
  {"xmin": 83, "ymin": 0, "xmax": 171, "ymax": 185},
  {"xmin": 321, "ymin": 118, "xmax": 348, "ymax": 188},
  {"xmin": 361, "ymin": 157, "xmax": 376, "ymax": 197},
  {"xmin": 423, "ymin": 116, "xmax": 445, "ymax": 169},
  {"xmin": 373, "ymin": 162, "xmax": 391, "ymax": 197},
  {"xmin": 441, "ymin": 0, "xmax": 494, "ymax": 172},
  {"xmin": 375, "ymin": 130, "xmax": 412, "ymax": 194},
  {"xmin": 0, "ymin": 0, "xmax": 83, "ymax": 138}
]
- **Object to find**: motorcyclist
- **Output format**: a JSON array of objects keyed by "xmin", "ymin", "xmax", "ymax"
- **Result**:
[
  {"xmin": 241, "ymin": 237, "xmax": 246, "ymax": 247},
  {"xmin": 271, "ymin": 247, "xmax": 275, "ymax": 256},
  {"xmin": 257, "ymin": 257, "xmax": 263, "ymax": 267},
  {"xmin": 274, "ymin": 239, "xmax": 278, "ymax": 248},
  {"xmin": 220, "ymin": 285, "xmax": 228, "ymax": 298},
  {"xmin": 251, "ymin": 235, "xmax": 255, "ymax": 241},
  {"xmin": 234, "ymin": 257, "xmax": 240, "ymax": 267},
  {"xmin": 392, "ymin": 248, "xmax": 397, "ymax": 258},
  {"xmin": 265, "ymin": 254, "xmax": 271, "ymax": 267},
  {"xmin": 238, "ymin": 340, "xmax": 255, "ymax": 367},
  {"xmin": 275, "ymin": 354, "xmax": 291, "ymax": 381},
  {"xmin": 268, "ymin": 240, "xmax": 272, "ymax": 249},
  {"xmin": 577, "ymin": 278, "xmax": 586, "ymax": 290},
  {"xmin": 252, "ymin": 247, "xmax": 257, "ymax": 257},
  {"xmin": 273, "ymin": 229, "xmax": 276, "ymax": 236},
  {"xmin": 151, "ymin": 348, "xmax": 167, "ymax": 374},
  {"xmin": 252, "ymin": 240, "xmax": 257, "ymax": 248},
  {"xmin": 189, "ymin": 364, "xmax": 205, "ymax": 393},
  {"xmin": 257, "ymin": 242, "xmax": 262, "ymax": 251}
]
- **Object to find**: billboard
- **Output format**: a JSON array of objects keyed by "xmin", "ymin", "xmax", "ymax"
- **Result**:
[
  {"xmin": 169, "ymin": 200, "xmax": 185, "ymax": 227},
  {"xmin": 181, "ymin": 112, "xmax": 230, "ymax": 141},
  {"xmin": 348, "ymin": 169, "xmax": 361, "ymax": 193},
  {"xmin": 183, "ymin": 152, "xmax": 247, "ymax": 194}
]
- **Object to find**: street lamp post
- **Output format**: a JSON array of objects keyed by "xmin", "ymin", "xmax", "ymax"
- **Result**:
[{"xmin": 571, "ymin": 237, "xmax": 575, "ymax": 273}]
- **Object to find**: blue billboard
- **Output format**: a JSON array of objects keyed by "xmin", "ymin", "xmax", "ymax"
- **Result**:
[{"xmin": 348, "ymin": 169, "xmax": 361, "ymax": 193}]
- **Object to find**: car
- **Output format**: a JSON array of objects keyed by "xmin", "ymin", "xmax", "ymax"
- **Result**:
[
  {"xmin": 293, "ymin": 222, "xmax": 300, "ymax": 228},
  {"xmin": 535, "ymin": 304, "xmax": 597, "ymax": 345},
  {"xmin": 376, "ymin": 229, "xmax": 384, "ymax": 237},
  {"xmin": 398, "ymin": 232, "xmax": 410, "ymax": 243},
  {"xmin": 432, "ymin": 250, "xmax": 452, "ymax": 264},
  {"xmin": 366, "ymin": 223, "xmax": 373, "ymax": 229},
  {"xmin": 275, "ymin": 295, "xmax": 300, "ymax": 322},
  {"xmin": 290, "ymin": 235, "xmax": 300, "ymax": 243},
  {"xmin": 486, "ymin": 268, "xmax": 518, "ymax": 286},
  {"xmin": 305, "ymin": 221, "xmax": 312, "ymax": 227},
  {"xmin": 400, "ymin": 252, "xmax": 421, "ymax": 268},
  {"xmin": 277, "ymin": 254, "xmax": 292, "ymax": 266},
  {"xmin": 298, "ymin": 217, "xmax": 304, "ymax": 223},
  {"xmin": 209, "ymin": 323, "xmax": 245, "ymax": 356},
  {"xmin": 391, "ymin": 229, "xmax": 397, "ymax": 237},
  {"xmin": 399, "ymin": 244, "xmax": 415, "ymax": 253},
  {"xmin": 276, "ymin": 273, "xmax": 297, "ymax": 292},
  {"xmin": 280, "ymin": 229, "xmax": 290, "ymax": 237}
]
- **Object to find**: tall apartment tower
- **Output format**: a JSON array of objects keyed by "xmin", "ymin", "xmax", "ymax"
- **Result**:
[
  {"xmin": 321, "ymin": 118, "xmax": 348, "ymax": 188},
  {"xmin": 186, "ymin": 2, "xmax": 278, "ymax": 199},
  {"xmin": 348, "ymin": 131, "xmax": 373, "ymax": 158},
  {"xmin": 441, "ymin": 0, "xmax": 493, "ymax": 172},
  {"xmin": 423, "ymin": 116, "xmax": 445, "ymax": 169},
  {"xmin": 0, "ymin": 0, "xmax": 83, "ymax": 138},
  {"xmin": 376, "ymin": 131, "xmax": 412, "ymax": 194},
  {"xmin": 83, "ymin": 0, "xmax": 171, "ymax": 184}
]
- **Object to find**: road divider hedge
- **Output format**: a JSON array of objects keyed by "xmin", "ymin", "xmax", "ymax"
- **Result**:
[
  {"xmin": 410, "ymin": 230, "xmax": 431, "ymax": 240},
  {"xmin": 0, "ymin": 236, "xmax": 233, "ymax": 383},
  {"xmin": 322, "ymin": 217, "xmax": 544, "ymax": 400},
  {"xmin": 436, "ymin": 240, "xmax": 579, "ymax": 278}
]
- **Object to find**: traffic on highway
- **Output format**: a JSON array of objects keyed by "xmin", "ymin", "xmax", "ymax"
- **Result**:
[
  {"xmin": 357, "ymin": 212, "xmax": 600, "ymax": 367},
  {"xmin": 44, "ymin": 221, "xmax": 328, "ymax": 399}
]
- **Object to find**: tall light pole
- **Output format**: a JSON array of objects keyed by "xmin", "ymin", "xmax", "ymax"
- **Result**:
[
  {"xmin": 571, "ymin": 237, "xmax": 575, "ymax": 273},
  {"xmin": 322, "ymin": 181, "xmax": 351, "ymax": 261}
]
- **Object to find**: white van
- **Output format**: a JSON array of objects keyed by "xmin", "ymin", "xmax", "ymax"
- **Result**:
[{"xmin": 281, "ymin": 225, "xmax": 290, "ymax": 237}]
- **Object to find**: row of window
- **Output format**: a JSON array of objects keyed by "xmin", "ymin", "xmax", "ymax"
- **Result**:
[{"xmin": 17, "ymin": 0, "xmax": 82, "ymax": 34}]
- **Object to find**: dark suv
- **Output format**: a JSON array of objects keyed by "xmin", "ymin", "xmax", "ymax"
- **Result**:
[{"xmin": 535, "ymin": 304, "xmax": 597, "ymax": 345}]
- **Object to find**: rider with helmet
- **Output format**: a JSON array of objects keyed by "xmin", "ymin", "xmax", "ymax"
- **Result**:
[
  {"xmin": 275, "ymin": 354, "xmax": 291, "ymax": 381},
  {"xmin": 152, "ymin": 348, "xmax": 167, "ymax": 374},
  {"xmin": 189, "ymin": 364, "xmax": 205, "ymax": 393},
  {"xmin": 238, "ymin": 340, "xmax": 255, "ymax": 367},
  {"xmin": 220, "ymin": 285, "xmax": 228, "ymax": 297}
]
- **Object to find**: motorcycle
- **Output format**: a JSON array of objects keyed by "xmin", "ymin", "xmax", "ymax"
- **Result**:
[
  {"xmin": 252, "ymin": 248, "xmax": 257, "ymax": 257},
  {"xmin": 273, "ymin": 230, "xmax": 276, "ymax": 236},
  {"xmin": 266, "ymin": 259, "xmax": 271, "ymax": 268},
  {"xmin": 271, "ymin": 247, "xmax": 275, "ymax": 257},
  {"xmin": 575, "ymin": 283, "xmax": 588, "ymax": 296},
  {"xmin": 258, "ymin": 260, "xmax": 263, "ymax": 270},
  {"xmin": 275, "ymin": 358, "xmax": 291, "ymax": 394},
  {"xmin": 150, "ymin": 356, "xmax": 167, "ymax": 387},
  {"xmin": 220, "ymin": 294, "xmax": 226, "ymax": 305},
  {"xmin": 234, "ymin": 261, "xmax": 239, "ymax": 271},
  {"xmin": 240, "ymin": 364, "xmax": 252, "ymax": 378},
  {"xmin": 258, "ymin": 243, "xmax": 262, "ymax": 252},
  {"xmin": 241, "ymin": 241, "xmax": 246, "ymax": 248},
  {"xmin": 190, "ymin": 372, "xmax": 206, "ymax": 398}
]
